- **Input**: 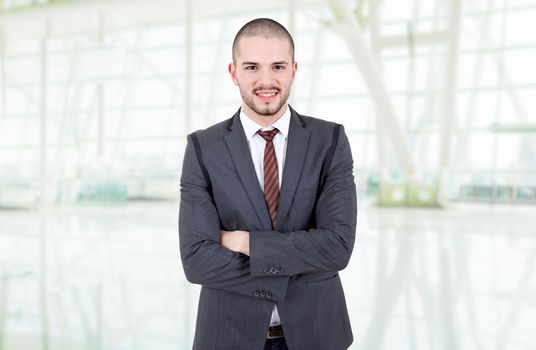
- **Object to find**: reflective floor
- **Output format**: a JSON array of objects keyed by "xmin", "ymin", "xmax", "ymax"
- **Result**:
[{"xmin": 0, "ymin": 200, "xmax": 534, "ymax": 350}]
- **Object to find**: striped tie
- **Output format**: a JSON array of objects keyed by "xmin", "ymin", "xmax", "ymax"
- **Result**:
[{"xmin": 257, "ymin": 128, "xmax": 280, "ymax": 228}]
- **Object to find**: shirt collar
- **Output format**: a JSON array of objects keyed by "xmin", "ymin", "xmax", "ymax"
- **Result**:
[{"xmin": 239, "ymin": 105, "xmax": 291, "ymax": 141}]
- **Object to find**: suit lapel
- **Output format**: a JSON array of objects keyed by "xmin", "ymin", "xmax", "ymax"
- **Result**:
[
  {"xmin": 276, "ymin": 107, "xmax": 311, "ymax": 230},
  {"xmin": 224, "ymin": 110, "xmax": 272, "ymax": 230}
]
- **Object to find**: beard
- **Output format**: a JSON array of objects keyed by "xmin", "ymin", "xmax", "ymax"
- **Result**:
[{"xmin": 239, "ymin": 85, "xmax": 291, "ymax": 117}]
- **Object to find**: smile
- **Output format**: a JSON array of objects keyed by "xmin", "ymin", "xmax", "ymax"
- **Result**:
[{"xmin": 254, "ymin": 90, "xmax": 279, "ymax": 102}]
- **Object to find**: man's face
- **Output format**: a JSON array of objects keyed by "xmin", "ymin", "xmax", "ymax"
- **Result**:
[{"xmin": 229, "ymin": 36, "xmax": 297, "ymax": 119}]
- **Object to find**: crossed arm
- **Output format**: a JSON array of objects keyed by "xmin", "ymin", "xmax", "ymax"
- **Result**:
[{"xmin": 179, "ymin": 126, "xmax": 357, "ymax": 299}]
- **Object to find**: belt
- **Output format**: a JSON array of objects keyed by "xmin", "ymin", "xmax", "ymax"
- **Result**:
[{"xmin": 267, "ymin": 325, "xmax": 284, "ymax": 339}]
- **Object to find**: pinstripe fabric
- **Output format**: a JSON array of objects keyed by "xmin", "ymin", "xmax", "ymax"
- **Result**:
[
  {"xmin": 257, "ymin": 128, "xmax": 280, "ymax": 228},
  {"xmin": 179, "ymin": 107, "xmax": 357, "ymax": 350}
]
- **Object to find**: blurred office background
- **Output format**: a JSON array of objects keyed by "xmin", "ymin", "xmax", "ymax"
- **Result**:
[{"xmin": 0, "ymin": 0, "xmax": 535, "ymax": 349}]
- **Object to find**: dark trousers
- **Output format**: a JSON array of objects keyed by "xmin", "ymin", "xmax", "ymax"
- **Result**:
[{"xmin": 264, "ymin": 337, "xmax": 289, "ymax": 350}]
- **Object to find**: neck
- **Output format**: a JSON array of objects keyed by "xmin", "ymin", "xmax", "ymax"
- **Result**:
[{"xmin": 242, "ymin": 104, "xmax": 287, "ymax": 127}]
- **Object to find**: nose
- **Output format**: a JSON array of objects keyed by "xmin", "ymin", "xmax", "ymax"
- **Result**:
[{"xmin": 258, "ymin": 67, "xmax": 275, "ymax": 85}]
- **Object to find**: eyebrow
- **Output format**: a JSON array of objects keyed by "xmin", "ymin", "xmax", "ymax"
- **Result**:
[{"xmin": 241, "ymin": 61, "xmax": 289, "ymax": 66}]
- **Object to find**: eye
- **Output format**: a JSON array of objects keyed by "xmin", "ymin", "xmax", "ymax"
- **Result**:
[
  {"xmin": 273, "ymin": 65, "xmax": 286, "ymax": 70},
  {"xmin": 245, "ymin": 66, "xmax": 257, "ymax": 70}
]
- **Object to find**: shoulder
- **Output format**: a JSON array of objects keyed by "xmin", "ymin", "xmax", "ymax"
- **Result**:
[
  {"xmin": 187, "ymin": 115, "xmax": 234, "ymax": 144},
  {"xmin": 293, "ymin": 110, "xmax": 343, "ymax": 142},
  {"xmin": 299, "ymin": 113, "xmax": 340, "ymax": 130}
]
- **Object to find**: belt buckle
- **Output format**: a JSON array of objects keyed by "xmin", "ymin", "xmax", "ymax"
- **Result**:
[{"xmin": 267, "ymin": 325, "xmax": 284, "ymax": 339}]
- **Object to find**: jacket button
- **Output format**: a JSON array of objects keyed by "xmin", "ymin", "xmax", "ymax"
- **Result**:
[
  {"xmin": 260, "ymin": 291, "xmax": 266, "ymax": 297},
  {"xmin": 277, "ymin": 266, "xmax": 284, "ymax": 273},
  {"xmin": 270, "ymin": 267, "xmax": 277, "ymax": 274},
  {"xmin": 266, "ymin": 292, "xmax": 272, "ymax": 298},
  {"xmin": 263, "ymin": 268, "xmax": 270, "ymax": 274},
  {"xmin": 254, "ymin": 291, "xmax": 260, "ymax": 297}
]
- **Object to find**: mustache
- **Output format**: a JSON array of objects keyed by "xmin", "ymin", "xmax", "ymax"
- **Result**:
[{"xmin": 253, "ymin": 86, "xmax": 281, "ymax": 93}]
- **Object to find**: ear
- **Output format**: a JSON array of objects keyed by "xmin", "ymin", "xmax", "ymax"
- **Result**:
[
  {"xmin": 291, "ymin": 61, "xmax": 298, "ymax": 82},
  {"xmin": 228, "ymin": 62, "xmax": 239, "ymax": 86}
]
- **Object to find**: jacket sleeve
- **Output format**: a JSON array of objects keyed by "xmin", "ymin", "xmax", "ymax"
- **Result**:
[
  {"xmin": 249, "ymin": 125, "xmax": 357, "ymax": 277},
  {"xmin": 179, "ymin": 133, "xmax": 289, "ymax": 301}
]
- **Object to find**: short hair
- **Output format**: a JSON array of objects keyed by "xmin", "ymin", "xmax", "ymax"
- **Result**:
[{"xmin": 232, "ymin": 18, "xmax": 295, "ymax": 63}]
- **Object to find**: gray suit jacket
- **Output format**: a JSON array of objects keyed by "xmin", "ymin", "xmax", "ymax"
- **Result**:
[{"xmin": 179, "ymin": 106, "xmax": 357, "ymax": 350}]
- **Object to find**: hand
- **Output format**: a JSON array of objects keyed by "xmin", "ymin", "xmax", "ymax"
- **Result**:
[{"xmin": 221, "ymin": 230, "xmax": 250, "ymax": 256}]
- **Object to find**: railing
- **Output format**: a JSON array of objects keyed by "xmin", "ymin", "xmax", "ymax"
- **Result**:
[{"xmin": 459, "ymin": 185, "xmax": 536, "ymax": 203}]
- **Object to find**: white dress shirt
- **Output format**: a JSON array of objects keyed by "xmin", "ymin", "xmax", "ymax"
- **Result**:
[{"xmin": 239, "ymin": 105, "xmax": 291, "ymax": 326}]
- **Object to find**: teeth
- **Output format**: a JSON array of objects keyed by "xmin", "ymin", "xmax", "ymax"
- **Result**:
[{"xmin": 258, "ymin": 93, "xmax": 276, "ymax": 97}]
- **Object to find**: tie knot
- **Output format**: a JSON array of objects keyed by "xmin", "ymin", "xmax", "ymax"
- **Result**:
[{"xmin": 257, "ymin": 128, "xmax": 279, "ymax": 142}]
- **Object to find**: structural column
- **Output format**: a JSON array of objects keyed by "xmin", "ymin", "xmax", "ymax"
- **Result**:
[
  {"xmin": 0, "ymin": 270, "xmax": 6, "ymax": 350},
  {"xmin": 0, "ymin": 26, "xmax": 5, "ymax": 119},
  {"xmin": 437, "ymin": 0, "xmax": 462, "ymax": 204},
  {"xmin": 328, "ymin": 0, "xmax": 418, "ymax": 179},
  {"xmin": 184, "ymin": 0, "xmax": 193, "ymax": 133},
  {"xmin": 39, "ymin": 21, "xmax": 50, "ymax": 206},
  {"xmin": 39, "ymin": 19, "xmax": 51, "ymax": 350}
]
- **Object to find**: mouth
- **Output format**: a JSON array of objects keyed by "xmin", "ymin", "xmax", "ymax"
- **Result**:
[{"xmin": 254, "ymin": 89, "xmax": 279, "ymax": 103}]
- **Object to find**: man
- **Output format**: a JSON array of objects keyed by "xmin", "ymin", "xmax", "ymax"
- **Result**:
[{"xmin": 179, "ymin": 18, "xmax": 357, "ymax": 350}]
